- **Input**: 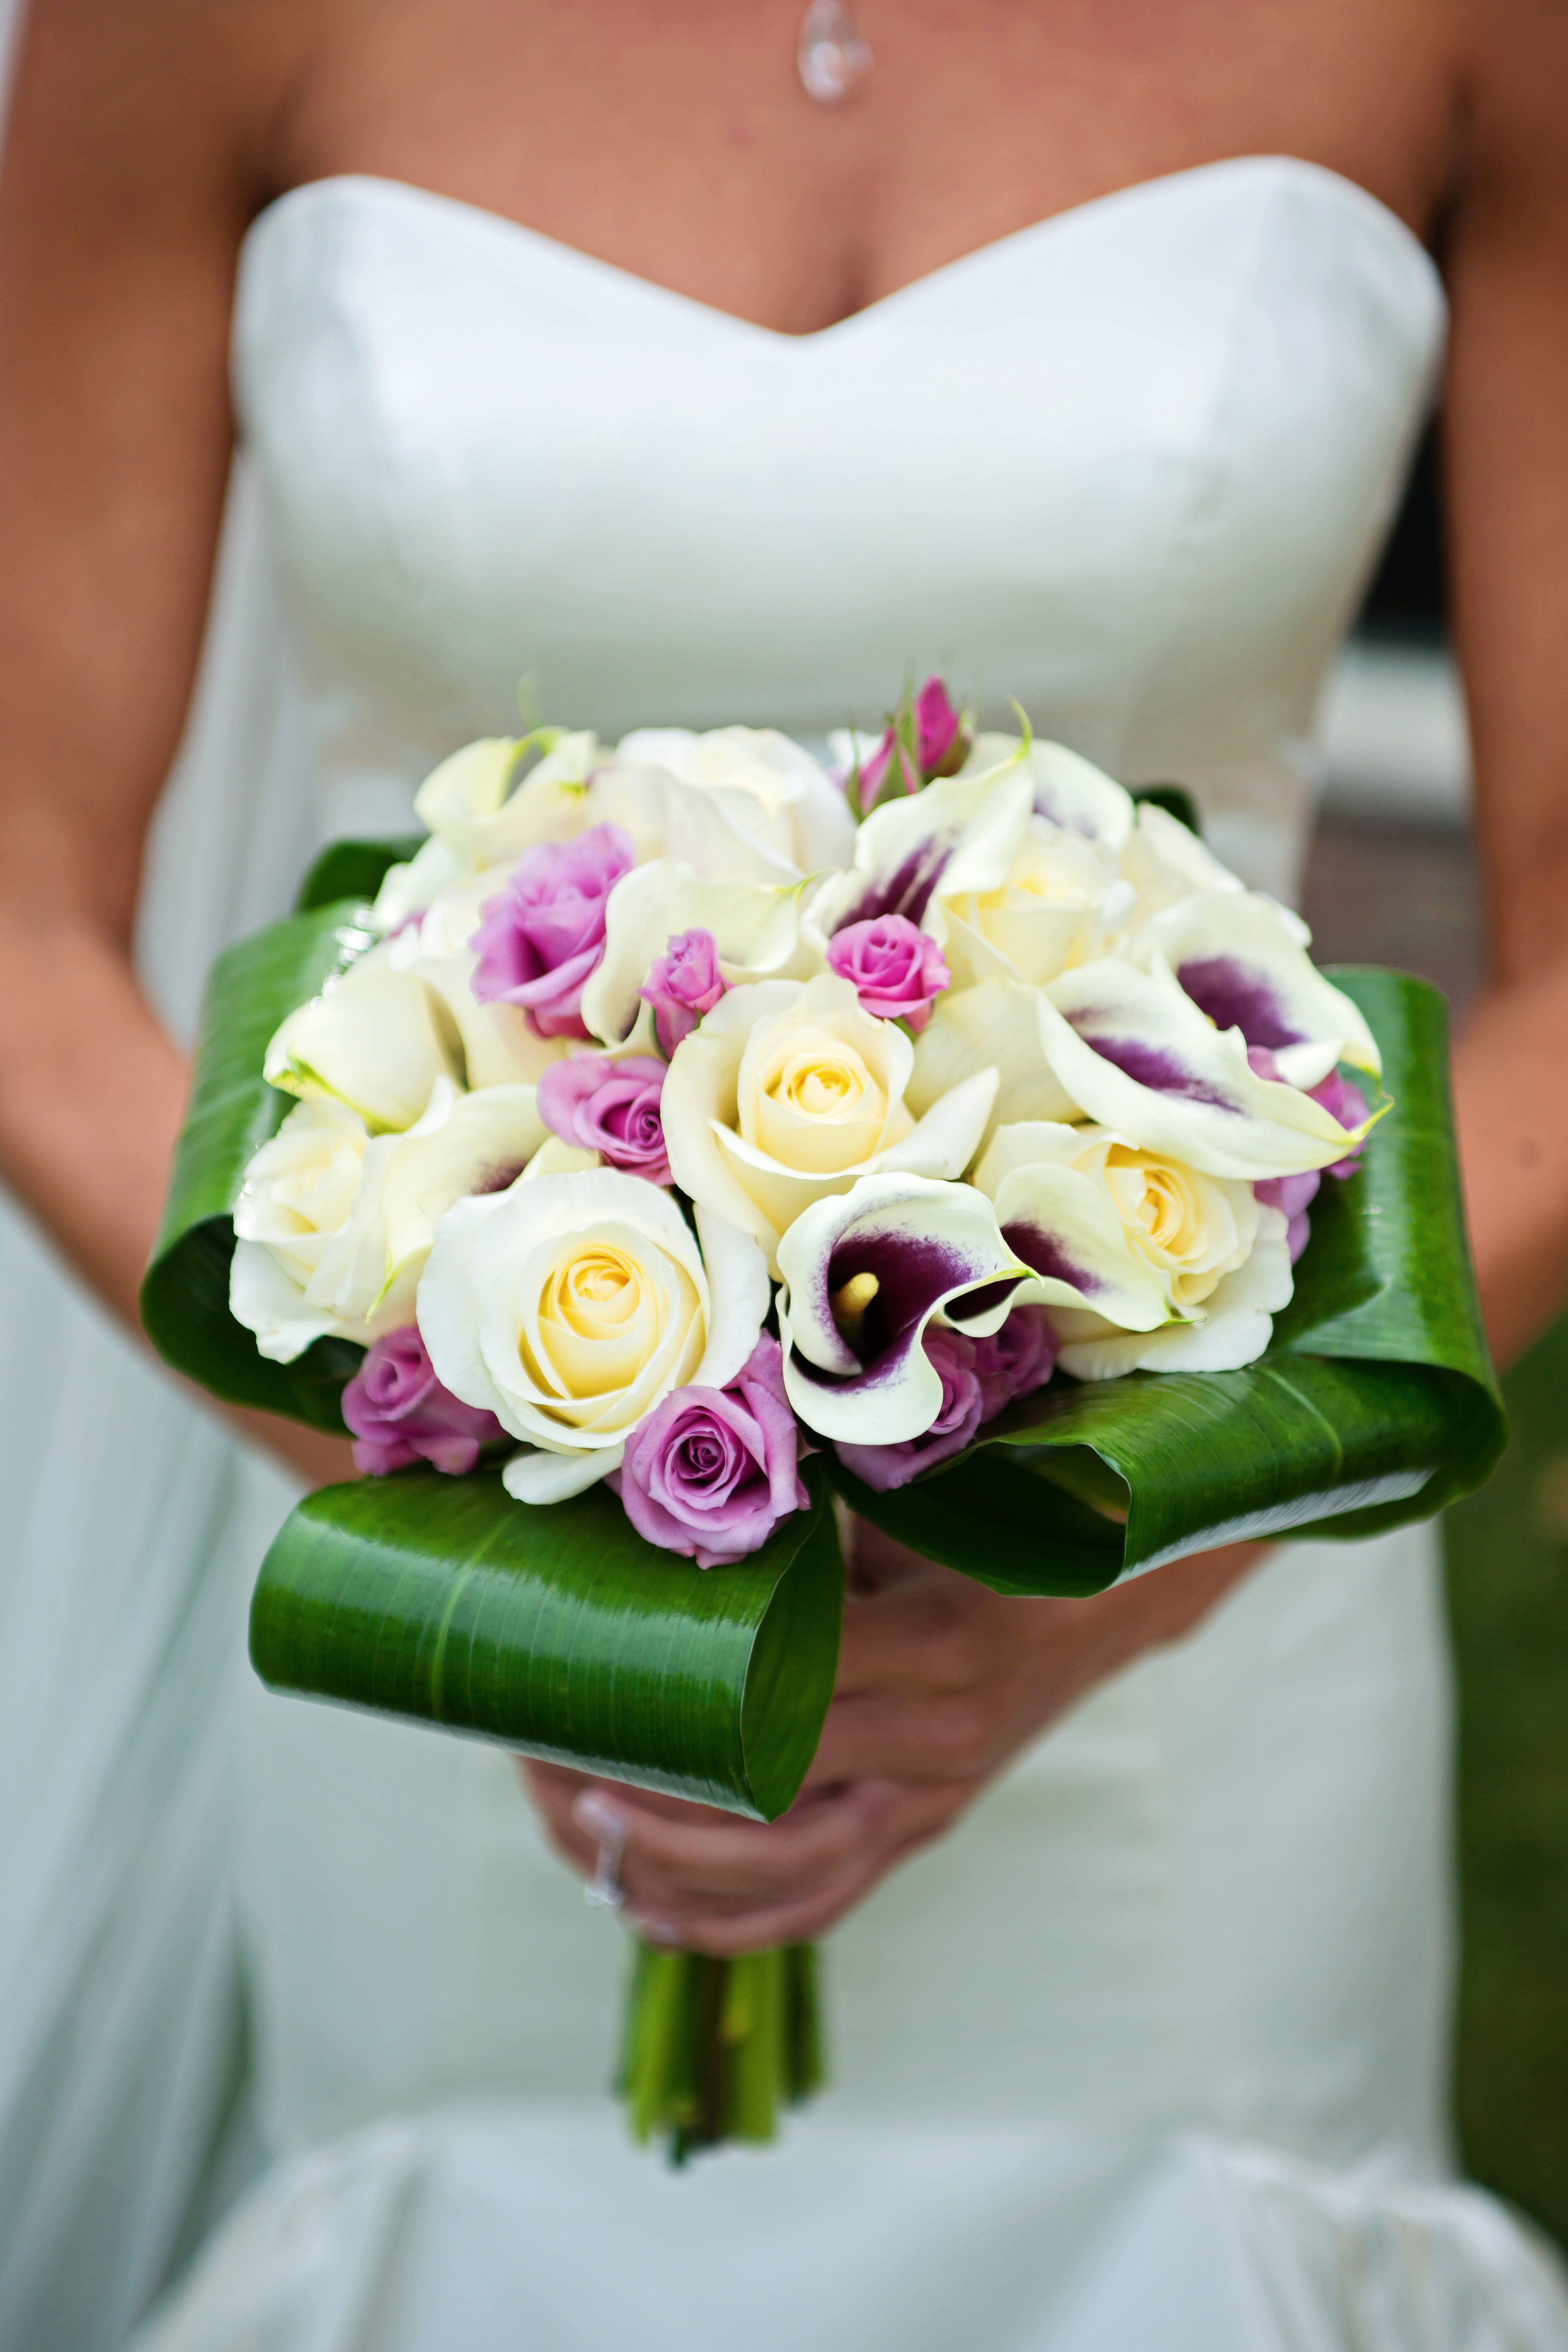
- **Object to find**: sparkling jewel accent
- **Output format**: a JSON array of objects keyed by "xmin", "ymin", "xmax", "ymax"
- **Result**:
[{"xmin": 798, "ymin": 0, "xmax": 873, "ymax": 103}]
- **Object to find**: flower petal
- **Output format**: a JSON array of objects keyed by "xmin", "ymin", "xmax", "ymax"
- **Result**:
[
  {"xmin": 987, "ymin": 1161, "xmax": 1171, "ymax": 1329},
  {"xmin": 1129, "ymin": 890, "xmax": 1382, "ymax": 1078},
  {"xmin": 502, "ymin": 1444, "xmax": 623, "ymax": 1503},
  {"xmin": 264, "ymin": 952, "xmax": 460, "ymax": 1133},
  {"xmin": 690, "ymin": 1208, "xmax": 772, "ymax": 1391},
  {"xmin": 908, "ymin": 978, "xmax": 1080, "ymax": 1132},
  {"xmin": 1055, "ymin": 1204, "xmax": 1294, "ymax": 1376},
  {"xmin": 1040, "ymin": 959, "xmax": 1372, "ymax": 1178},
  {"xmin": 776, "ymin": 1173, "xmax": 1032, "ymax": 1444},
  {"xmin": 582, "ymin": 863, "xmax": 807, "ymax": 1047}
]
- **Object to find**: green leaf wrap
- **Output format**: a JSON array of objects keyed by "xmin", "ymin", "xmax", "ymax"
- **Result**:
[
  {"xmin": 833, "ymin": 968, "xmax": 1505, "ymax": 1596},
  {"xmin": 140, "ymin": 896, "xmax": 382, "ymax": 1429},
  {"xmin": 250, "ymin": 1460, "xmax": 844, "ymax": 1820}
]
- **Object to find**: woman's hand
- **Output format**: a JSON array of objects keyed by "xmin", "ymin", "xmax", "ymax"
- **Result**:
[{"xmin": 520, "ymin": 1523, "xmax": 1267, "ymax": 1955}]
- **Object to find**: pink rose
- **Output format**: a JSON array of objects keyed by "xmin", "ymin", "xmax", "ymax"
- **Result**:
[
  {"xmin": 971, "ymin": 1305, "xmax": 1057, "ymax": 1422},
  {"xmin": 614, "ymin": 1336, "xmax": 809, "ymax": 1568},
  {"xmin": 537, "ymin": 1053, "xmax": 671, "ymax": 1184},
  {"xmin": 834, "ymin": 1327, "xmax": 984, "ymax": 1493},
  {"xmin": 853, "ymin": 676, "xmax": 971, "ymax": 812},
  {"xmin": 470, "ymin": 823, "xmax": 635, "ymax": 1039},
  {"xmin": 342, "ymin": 1326, "xmax": 503, "ymax": 1476},
  {"xmin": 641, "ymin": 928, "xmax": 727, "ymax": 1057},
  {"xmin": 826, "ymin": 914, "xmax": 951, "ymax": 1031}
]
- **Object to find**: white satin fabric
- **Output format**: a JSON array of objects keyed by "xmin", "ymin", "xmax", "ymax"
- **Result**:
[{"xmin": 0, "ymin": 146, "xmax": 1553, "ymax": 2348}]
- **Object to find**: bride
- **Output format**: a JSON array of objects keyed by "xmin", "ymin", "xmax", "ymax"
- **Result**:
[{"xmin": 3, "ymin": 2, "xmax": 1568, "ymax": 2345}]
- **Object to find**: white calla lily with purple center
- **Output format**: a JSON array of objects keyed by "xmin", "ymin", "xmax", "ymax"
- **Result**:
[
  {"xmin": 802, "ymin": 741, "xmax": 1032, "ymax": 948},
  {"xmin": 1129, "ymin": 889, "xmax": 1382, "ymax": 1090},
  {"xmin": 1038, "ymin": 958, "xmax": 1377, "ymax": 1180},
  {"xmin": 775, "ymin": 1172, "xmax": 1035, "ymax": 1446}
]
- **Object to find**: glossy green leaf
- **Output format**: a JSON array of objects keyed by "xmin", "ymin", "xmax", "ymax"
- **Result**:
[
  {"xmin": 833, "ymin": 970, "xmax": 1505, "ymax": 1597},
  {"xmin": 296, "ymin": 834, "xmax": 425, "ymax": 914},
  {"xmin": 250, "ymin": 1459, "xmax": 845, "ymax": 1820},
  {"xmin": 1129, "ymin": 782, "xmax": 1202, "ymax": 834},
  {"xmin": 140, "ymin": 897, "xmax": 382, "ymax": 1428}
]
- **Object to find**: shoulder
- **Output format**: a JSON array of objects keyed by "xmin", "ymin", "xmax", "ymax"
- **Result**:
[
  {"xmin": 1450, "ymin": 0, "xmax": 1568, "ymax": 222},
  {"xmin": 4, "ymin": 0, "xmax": 330, "ymax": 231}
]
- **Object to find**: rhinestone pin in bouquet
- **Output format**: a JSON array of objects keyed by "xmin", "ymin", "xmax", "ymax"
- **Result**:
[{"xmin": 144, "ymin": 678, "xmax": 1503, "ymax": 2160}]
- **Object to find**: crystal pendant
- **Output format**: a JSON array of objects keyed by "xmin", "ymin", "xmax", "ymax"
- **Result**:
[{"xmin": 798, "ymin": 0, "xmax": 873, "ymax": 103}]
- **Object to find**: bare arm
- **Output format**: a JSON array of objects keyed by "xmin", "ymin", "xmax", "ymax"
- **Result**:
[
  {"xmin": 0, "ymin": 0, "xmax": 349, "ymax": 1479},
  {"xmin": 1444, "ymin": 6, "xmax": 1568, "ymax": 1370}
]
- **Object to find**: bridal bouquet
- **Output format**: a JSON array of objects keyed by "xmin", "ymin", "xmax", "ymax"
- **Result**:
[{"xmin": 144, "ymin": 679, "xmax": 1502, "ymax": 2159}]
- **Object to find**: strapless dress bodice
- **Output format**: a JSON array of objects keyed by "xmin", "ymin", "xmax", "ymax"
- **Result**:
[{"xmin": 233, "ymin": 154, "xmax": 1443, "ymax": 893}]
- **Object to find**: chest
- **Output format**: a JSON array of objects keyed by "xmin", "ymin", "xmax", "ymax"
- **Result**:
[{"xmin": 276, "ymin": 0, "xmax": 1456, "ymax": 336}]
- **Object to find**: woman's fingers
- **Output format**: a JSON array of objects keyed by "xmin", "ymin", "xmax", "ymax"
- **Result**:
[{"xmin": 518, "ymin": 1759, "xmax": 897, "ymax": 1907}]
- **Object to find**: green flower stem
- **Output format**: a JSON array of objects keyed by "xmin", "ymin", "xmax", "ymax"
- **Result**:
[{"xmin": 619, "ymin": 1940, "xmax": 825, "ymax": 2163}]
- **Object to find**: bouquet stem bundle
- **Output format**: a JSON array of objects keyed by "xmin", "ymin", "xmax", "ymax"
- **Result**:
[{"xmin": 621, "ymin": 1938, "xmax": 823, "ymax": 2160}]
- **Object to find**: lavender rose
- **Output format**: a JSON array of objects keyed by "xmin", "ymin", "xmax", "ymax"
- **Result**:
[
  {"xmin": 471, "ymin": 822, "xmax": 635, "ymax": 1039},
  {"xmin": 641, "ymin": 927, "xmax": 727, "ymax": 1056},
  {"xmin": 342, "ymin": 1326, "xmax": 503, "ymax": 1476},
  {"xmin": 972, "ymin": 1304, "xmax": 1057, "ymax": 1423},
  {"xmin": 614, "ymin": 1335, "xmax": 809, "ymax": 1568},
  {"xmin": 834, "ymin": 1326, "xmax": 984, "ymax": 1493},
  {"xmin": 826, "ymin": 914, "xmax": 951, "ymax": 1031},
  {"xmin": 537, "ymin": 1052, "xmax": 671, "ymax": 1184}
]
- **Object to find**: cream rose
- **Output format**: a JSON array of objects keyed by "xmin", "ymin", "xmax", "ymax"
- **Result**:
[
  {"xmin": 417, "ymin": 1169, "xmax": 769, "ymax": 1502},
  {"xmin": 229, "ymin": 1080, "xmax": 546, "ymax": 1362},
  {"xmin": 974, "ymin": 1120, "xmax": 1290, "ymax": 1374},
  {"xmin": 600, "ymin": 725, "xmax": 855, "ymax": 885},
  {"xmin": 661, "ymin": 972, "xmax": 998, "ymax": 1273},
  {"xmin": 939, "ymin": 817, "xmax": 1136, "ymax": 989}
]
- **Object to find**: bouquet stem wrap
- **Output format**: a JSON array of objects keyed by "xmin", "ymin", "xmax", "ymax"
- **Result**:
[{"xmin": 621, "ymin": 1940, "xmax": 824, "ymax": 2161}]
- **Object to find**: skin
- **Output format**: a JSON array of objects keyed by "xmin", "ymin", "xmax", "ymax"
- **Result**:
[{"xmin": 2, "ymin": 0, "xmax": 1566, "ymax": 1954}]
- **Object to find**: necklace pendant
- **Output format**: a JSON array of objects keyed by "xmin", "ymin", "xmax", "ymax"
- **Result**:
[{"xmin": 798, "ymin": 0, "xmax": 873, "ymax": 104}]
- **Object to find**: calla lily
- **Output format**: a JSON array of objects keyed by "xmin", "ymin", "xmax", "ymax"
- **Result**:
[
  {"xmin": 963, "ymin": 734, "xmax": 1135, "ymax": 853},
  {"xmin": 972, "ymin": 1124, "xmax": 1172, "ymax": 1332},
  {"xmin": 1117, "ymin": 800, "xmax": 1245, "ymax": 925},
  {"xmin": 1039, "ymin": 959, "xmax": 1376, "ymax": 1180},
  {"xmin": 264, "ymin": 950, "xmax": 461, "ymax": 1134},
  {"xmin": 776, "ymin": 1173, "xmax": 1034, "ymax": 1445},
  {"xmin": 377, "ymin": 1078, "xmax": 548, "ymax": 1287},
  {"xmin": 1129, "ymin": 890, "xmax": 1381, "ymax": 1085},
  {"xmin": 581, "ymin": 861, "xmax": 810, "ymax": 1048},
  {"xmin": 907, "ymin": 977, "xmax": 1080, "ymax": 1132},
  {"xmin": 1052, "ymin": 1204, "xmax": 1294, "ymax": 1377},
  {"xmin": 803, "ymin": 746, "xmax": 1033, "ymax": 947}
]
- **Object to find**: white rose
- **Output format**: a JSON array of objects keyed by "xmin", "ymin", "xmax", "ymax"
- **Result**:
[
  {"xmin": 601, "ymin": 726, "xmax": 855, "ymax": 885},
  {"xmin": 386, "ymin": 867, "xmax": 570, "ymax": 1088},
  {"xmin": 938, "ymin": 816, "xmax": 1136, "ymax": 989},
  {"xmin": 418, "ymin": 1170, "xmax": 769, "ymax": 1503},
  {"xmin": 264, "ymin": 946, "xmax": 462, "ymax": 1133},
  {"xmin": 661, "ymin": 972, "xmax": 998, "ymax": 1274},
  {"xmin": 371, "ymin": 730, "xmax": 602, "ymax": 930},
  {"xmin": 230, "ymin": 1079, "xmax": 546, "ymax": 1362}
]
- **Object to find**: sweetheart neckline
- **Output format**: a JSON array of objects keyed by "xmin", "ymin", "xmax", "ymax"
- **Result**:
[{"xmin": 241, "ymin": 154, "xmax": 1442, "ymax": 349}]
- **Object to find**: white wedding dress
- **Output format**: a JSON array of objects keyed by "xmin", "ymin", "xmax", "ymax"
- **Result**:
[{"xmin": 22, "ymin": 152, "xmax": 1568, "ymax": 2349}]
